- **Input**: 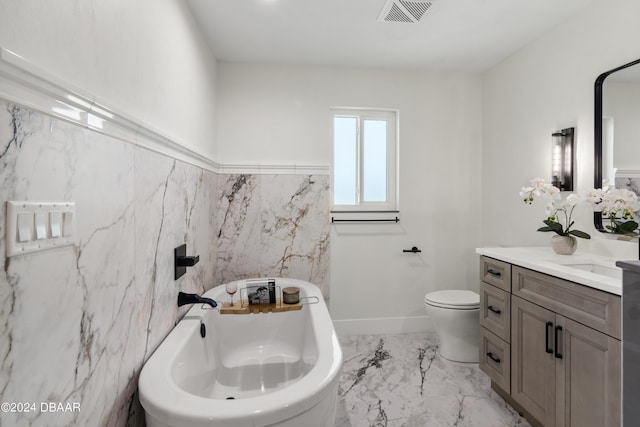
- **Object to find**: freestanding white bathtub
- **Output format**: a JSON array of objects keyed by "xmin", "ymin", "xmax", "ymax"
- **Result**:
[{"xmin": 139, "ymin": 278, "xmax": 343, "ymax": 427}]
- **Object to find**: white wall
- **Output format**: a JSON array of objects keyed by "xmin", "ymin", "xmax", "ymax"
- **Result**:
[
  {"xmin": 218, "ymin": 64, "xmax": 483, "ymax": 332},
  {"xmin": 481, "ymin": 0, "xmax": 640, "ymax": 249},
  {"xmin": 0, "ymin": 0, "xmax": 218, "ymax": 160}
]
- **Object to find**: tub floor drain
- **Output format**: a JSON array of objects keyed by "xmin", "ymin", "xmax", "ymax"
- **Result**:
[{"xmin": 226, "ymin": 397, "xmax": 235, "ymax": 400}]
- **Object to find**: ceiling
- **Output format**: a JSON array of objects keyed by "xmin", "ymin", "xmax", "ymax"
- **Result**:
[{"xmin": 186, "ymin": 0, "xmax": 595, "ymax": 72}]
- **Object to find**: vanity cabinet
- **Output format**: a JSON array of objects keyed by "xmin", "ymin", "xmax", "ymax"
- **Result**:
[{"xmin": 479, "ymin": 256, "xmax": 621, "ymax": 427}]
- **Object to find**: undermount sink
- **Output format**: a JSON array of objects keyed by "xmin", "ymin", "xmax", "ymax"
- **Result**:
[{"xmin": 557, "ymin": 262, "xmax": 622, "ymax": 280}]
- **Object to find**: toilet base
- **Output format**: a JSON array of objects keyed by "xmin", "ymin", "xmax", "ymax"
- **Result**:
[
  {"xmin": 425, "ymin": 303, "xmax": 479, "ymax": 363},
  {"xmin": 437, "ymin": 332, "xmax": 479, "ymax": 363}
]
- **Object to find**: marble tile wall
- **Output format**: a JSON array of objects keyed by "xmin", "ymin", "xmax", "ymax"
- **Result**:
[
  {"xmin": 616, "ymin": 176, "xmax": 640, "ymax": 196},
  {"xmin": 216, "ymin": 174, "xmax": 330, "ymax": 296},
  {"xmin": 0, "ymin": 99, "xmax": 331, "ymax": 426},
  {"xmin": 0, "ymin": 100, "xmax": 217, "ymax": 426}
]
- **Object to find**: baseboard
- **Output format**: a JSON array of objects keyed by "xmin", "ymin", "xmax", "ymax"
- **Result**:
[{"xmin": 332, "ymin": 315, "xmax": 433, "ymax": 336}]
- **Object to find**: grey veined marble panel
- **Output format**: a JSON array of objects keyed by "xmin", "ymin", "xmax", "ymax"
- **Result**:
[
  {"xmin": 0, "ymin": 101, "xmax": 135, "ymax": 426},
  {"xmin": 0, "ymin": 100, "xmax": 217, "ymax": 426},
  {"xmin": 615, "ymin": 177, "xmax": 640, "ymax": 195},
  {"xmin": 216, "ymin": 174, "xmax": 330, "ymax": 296},
  {"xmin": 0, "ymin": 98, "xmax": 328, "ymax": 426}
]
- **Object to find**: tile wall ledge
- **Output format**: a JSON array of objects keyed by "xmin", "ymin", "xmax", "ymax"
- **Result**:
[
  {"xmin": 218, "ymin": 164, "xmax": 329, "ymax": 175},
  {"xmin": 0, "ymin": 47, "xmax": 330, "ymax": 176},
  {"xmin": 0, "ymin": 47, "xmax": 220, "ymax": 173},
  {"xmin": 616, "ymin": 170, "xmax": 640, "ymax": 178}
]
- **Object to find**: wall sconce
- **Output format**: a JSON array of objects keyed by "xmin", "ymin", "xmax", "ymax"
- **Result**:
[{"xmin": 551, "ymin": 127, "xmax": 575, "ymax": 191}]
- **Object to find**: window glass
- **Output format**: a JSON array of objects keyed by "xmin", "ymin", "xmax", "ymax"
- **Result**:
[
  {"xmin": 333, "ymin": 116, "xmax": 358, "ymax": 205},
  {"xmin": 363, "ymin": 119, "xmax": 387, "ymax": 202}
]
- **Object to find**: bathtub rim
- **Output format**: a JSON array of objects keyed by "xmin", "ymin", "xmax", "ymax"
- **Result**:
[{"xmin": 138, "ymin": 278, "xmax": 343, "ymax": 427}]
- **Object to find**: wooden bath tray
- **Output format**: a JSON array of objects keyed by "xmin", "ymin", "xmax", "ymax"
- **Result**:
[{"xmin": 219, "ymin": 300, "xmax": 302, "ymax": 314}]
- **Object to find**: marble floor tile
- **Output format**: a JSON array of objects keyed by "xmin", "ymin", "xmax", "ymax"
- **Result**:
[{"xmin": 336, "ymin": 333, "xmax": 531, "ymax": 427}]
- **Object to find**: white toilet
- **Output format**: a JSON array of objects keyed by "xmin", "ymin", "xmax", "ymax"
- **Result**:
[{"xmin": 424, "ymin": 290, "xmax": 480, "ymax": 363}]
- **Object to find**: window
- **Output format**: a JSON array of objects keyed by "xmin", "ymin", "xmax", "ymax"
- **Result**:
[{"xmin": 331, "ymin": 108, "xmax": 398, "ymax": 212}]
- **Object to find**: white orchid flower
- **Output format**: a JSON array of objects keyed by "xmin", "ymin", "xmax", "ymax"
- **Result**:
[
  {"xmin": 598, "ymin": 187, "xmax": 640, "ymax": 218},
  {"xmin": 531, "ymin": 177, "xmax": 547, "ymax": 188},
  {"xmin": 565, "ymin": 193, "xmax": 580, "ymax": 206},
  {"xmin": 544, "ymin": 202, "xmax": 556, "ymax": 217},
  {"xmin": 583, "ymin": 188, "xmax": 605, "ymax": 207},
  {"xmin": 520, "ymin": 177, "xmax": 592, "ymax": 239}
]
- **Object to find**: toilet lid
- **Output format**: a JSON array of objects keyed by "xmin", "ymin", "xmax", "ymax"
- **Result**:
[{"xmin": 424, "ymin": 290, "xmax": 479, "ymax": 309}]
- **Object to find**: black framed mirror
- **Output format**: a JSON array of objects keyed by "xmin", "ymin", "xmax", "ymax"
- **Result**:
[{"xmin": 594, "ymin": 57, "xmax": 640, "ymax": 233}]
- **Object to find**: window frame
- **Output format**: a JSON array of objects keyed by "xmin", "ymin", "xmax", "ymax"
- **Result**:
[{"xmin": 330, "ymin": 108, "xmax": 398, "ymax": 213}]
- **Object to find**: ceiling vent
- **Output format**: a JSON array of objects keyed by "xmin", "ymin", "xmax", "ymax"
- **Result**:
[{"xmin": 378, "ymin": 0, "xmax": 435, "ymax": 23}]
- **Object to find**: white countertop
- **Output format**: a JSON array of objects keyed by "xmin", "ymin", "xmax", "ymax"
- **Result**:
[{"xmin": 476, "ymin": 247, "xmax": 623, "ymax": 296}]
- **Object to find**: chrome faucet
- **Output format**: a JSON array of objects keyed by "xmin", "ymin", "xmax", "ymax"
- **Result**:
[{"xmin": 177, "ymin": 292, "xmax": 217, "ymax": 308}]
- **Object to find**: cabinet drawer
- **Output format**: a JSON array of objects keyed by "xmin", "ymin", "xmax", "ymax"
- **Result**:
[
  {"xmin": 512, "ymin": 266, "xmax": 621, "ymax": 339},
  {"xmin": 479, "ymin": 327, "xmax": 511, "ymax": 394},
  {"xmin": 480, "ymin": 256, "xmax": 512, "ymax": 292},
  {"xmin": 480, "ymin": 282, "xmax": 510, "ymax": 342}
]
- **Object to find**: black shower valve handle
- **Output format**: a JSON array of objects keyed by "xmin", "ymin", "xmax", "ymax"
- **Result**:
[
  {"xmin": 177, "ymin": 255, "xmax": 199, "ymax": 267},
  {"xmin": 174, "ymin": 244, "xmax": 199, "ymax": 280}
]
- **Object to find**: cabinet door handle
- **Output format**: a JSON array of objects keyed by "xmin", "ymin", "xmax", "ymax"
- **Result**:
[
  {"xmin": 555, "ymin": 326, "xmax": 563, "ymax": 359},
  {"xmin": 487, "ymin": 352, "xmax": 501, "ymax": 364},
  {"xmin": 487, "ymin": 268, "xmax": 502, "ymax": 278},
  {"xmin": 545, "ymin": 321, "xmax": 553, "ymax": 354},
  {"xmin": 487, "ymin": 305, "xmax": 502, "ymax": 315}
]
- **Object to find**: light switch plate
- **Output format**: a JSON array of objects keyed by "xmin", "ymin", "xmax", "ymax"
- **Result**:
[{"xmin": 6, "ymin": 201, "xmax": 76, "ymax": 257}]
